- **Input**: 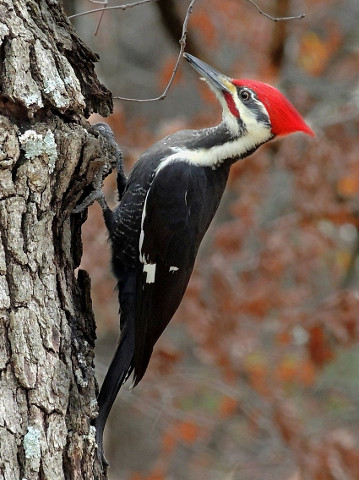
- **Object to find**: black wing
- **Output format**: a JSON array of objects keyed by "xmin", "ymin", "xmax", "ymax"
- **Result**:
[{"xmin": 132, "ymin": 160, "xmax": 227, "ymax": 384}]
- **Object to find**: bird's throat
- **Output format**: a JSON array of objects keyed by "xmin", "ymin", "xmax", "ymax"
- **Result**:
[{"xmin": 157, "ymin": 122, "xmax": 271, "ymax": 171}]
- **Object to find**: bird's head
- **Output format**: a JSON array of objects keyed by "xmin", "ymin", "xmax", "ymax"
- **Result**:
[{"xmin": 184, "ymin": 53, "xmax": 314, "ymax": 143}]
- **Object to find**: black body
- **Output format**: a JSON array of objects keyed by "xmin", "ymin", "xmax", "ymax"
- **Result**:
[{"xmin": 94, "ymin": 127, "xmax": 232, "ymax": 463}]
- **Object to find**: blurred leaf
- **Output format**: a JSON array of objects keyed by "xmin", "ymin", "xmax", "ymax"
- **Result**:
[
  {"xmin": 244, "ymin": 353, "xmax": 270, "ymax": 395},
  {"xmin": 145, "ymin": 470, "xmax": 166, "ymax": 480},
  {"xmin": 275, "ymin": 357, "xmax": 316, "ymax": 386},
  {"xmin": 298, "ymin": 25, "xmax": 342, "ymax": 76},
  {"xmin": 337, "ymin": 174, "xmax": 359, "ymax": 198},
  {"xmin": 176, "ymin": 420, "xmax": 200, "ymax": 444},
  {"xmin": 161, "ymin": 428, "xmax": 177, "ymax": 456},
  {"xmin": 219, "ymin": 395, "xmax": 238, "ymax": 418},
  {"xmin": 276, "ymin": 330, "xmax": 292, "ymax": 346},
  {"xmin": 307, "ymin": 326, "xmax": 335, "ymax": 367}
]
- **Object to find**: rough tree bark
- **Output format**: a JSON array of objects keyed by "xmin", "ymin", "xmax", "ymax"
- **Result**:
[{"xmin": 0, "ymin": 1, "xmax": 115, "ymax": 478}]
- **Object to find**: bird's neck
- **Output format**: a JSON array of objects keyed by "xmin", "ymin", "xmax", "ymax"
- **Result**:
[{"xmin": 169, "ymin": 121, "xmax": 271, "ymax": 170}]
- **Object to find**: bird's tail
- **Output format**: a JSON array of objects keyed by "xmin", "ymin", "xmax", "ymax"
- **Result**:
[{"xmin": 94, "ymin": 320, "xmax": 135, "ymax": 466}]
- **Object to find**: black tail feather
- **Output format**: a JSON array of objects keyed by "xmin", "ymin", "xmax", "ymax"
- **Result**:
[{"xmin": 94, "ymin": 321, "xmax": 135, "ymax": 465}]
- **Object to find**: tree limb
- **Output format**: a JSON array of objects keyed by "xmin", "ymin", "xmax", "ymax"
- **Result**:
[
  {"xmin": 245, "ymin": 0, "xmax": 305, "ymax": 21},
  {"xmin": 68, "ymin": 0, "xmax": 159, "ymax": 19}
]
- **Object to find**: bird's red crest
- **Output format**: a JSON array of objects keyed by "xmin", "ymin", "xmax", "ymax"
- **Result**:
[{"xmin": 232, "ymin": 79, "xmax": 314, "ymax": 137}]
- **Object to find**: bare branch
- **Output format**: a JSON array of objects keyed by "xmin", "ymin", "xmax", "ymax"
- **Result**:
[
  {"xmin": 68, "ymin": 0, "xmax": 158, "ymax": 20},
  {"xmin": 86, "ymin": 0, "xmax": 108, "ymax": 4},
  {"xmin": 246, "ymin": 0, "xmax": 305, "ymax": 21},
  {"xmin": 114, "ymin": 0, "xmax": 197, "ymax": 103},
  {"xmin": 91, "ymin": 0, "xmax": 108, "ymax": 35}
]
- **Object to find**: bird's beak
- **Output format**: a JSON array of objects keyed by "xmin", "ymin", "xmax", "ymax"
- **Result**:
[{"xmin": 184, "ymin": 53, "xmax": 232, "ymax": 94}]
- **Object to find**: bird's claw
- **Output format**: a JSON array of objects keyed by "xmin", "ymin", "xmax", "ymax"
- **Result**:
[
  {"xmin": 92, "ymin": 123, "xmax": 125, "ymax": 189},
  {"xmin": 73, "ymin": 164, "xmax": 110, "ymax": 213}
]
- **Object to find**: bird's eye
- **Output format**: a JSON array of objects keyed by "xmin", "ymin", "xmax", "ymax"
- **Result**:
[{"xmin": 240, "ymin": 90, "xmax": 251, "ymax": 101}]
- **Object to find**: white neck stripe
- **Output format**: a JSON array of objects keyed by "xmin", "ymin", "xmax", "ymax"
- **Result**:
[{"xmin": 156, "ymin": 125, "xmax": 271, "ymax": 174}]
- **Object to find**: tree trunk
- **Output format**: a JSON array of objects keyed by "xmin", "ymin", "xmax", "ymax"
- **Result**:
[{"xmin": 0, "ymin": 1, "xmax": 114, "ymax": 478}]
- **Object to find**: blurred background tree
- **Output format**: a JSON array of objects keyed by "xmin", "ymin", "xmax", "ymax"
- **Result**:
[{"xmin": 67, "ymin": 1, "xmax": 359, "ymax": 478}]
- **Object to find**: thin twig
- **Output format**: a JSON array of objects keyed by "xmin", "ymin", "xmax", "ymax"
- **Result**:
[
  {"xmin": 68, "ymin": 0, "xmax": 158, "ymax": 19},
  {"xmin": 114, "ymin": 0, "xmax": 197, "ymax": 103},
  {"xmin": 246, "ymin": 0, "xmax": 305, "ymax": 21},
  {"xmin": 91, "ymin": 0, "xmax": 109, "ymax": 35},
  {"xmin": 87, "ymin": 0, "xmax": 108, "ymax": 4}
]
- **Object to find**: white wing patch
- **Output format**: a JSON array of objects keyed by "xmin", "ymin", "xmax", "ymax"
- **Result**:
[
  {"xmin": 143, "ymin": 263, "xmax": 156, "ymax": 283},
  {"xmin": 169, "ymin": 266, "xmax": 179, "ymax": 273}
]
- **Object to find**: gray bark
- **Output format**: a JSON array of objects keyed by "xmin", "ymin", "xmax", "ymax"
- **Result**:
[{"xmin": 0, "ymin": 1, "xmax": 114, "ymax": 478}]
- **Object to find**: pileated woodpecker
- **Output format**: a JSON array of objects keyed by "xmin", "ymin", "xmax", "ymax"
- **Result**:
[{"xmin": 81, "ymin": 53, "xmax": 314, "ymax": 464}]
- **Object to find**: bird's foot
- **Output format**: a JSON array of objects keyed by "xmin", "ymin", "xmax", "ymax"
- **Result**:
[
  {"xmin": 92, "ymin": 123, "xmax": 124, "ymax": 174},
  {"xmin": 73, "ymin": 164, "xmax": 110, "ymax": 214},
  {"xmin": 92, "ymin": 123, "xmax": 126, "ymax": 199}
]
